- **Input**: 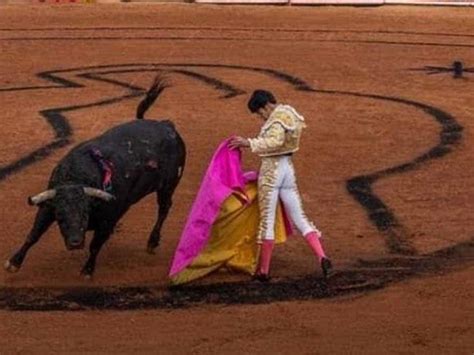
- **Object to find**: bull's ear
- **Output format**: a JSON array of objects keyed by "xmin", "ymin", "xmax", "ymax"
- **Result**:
[
  {"xmin": 83, "ymin": 188, "xmax": 115, "ymax": 202},
  {"xmin": 28, "ymin": 189, "xmax": 56, "ymax": 206}
]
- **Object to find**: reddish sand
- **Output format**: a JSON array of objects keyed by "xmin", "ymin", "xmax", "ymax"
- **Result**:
[{"xmin": 0, "ymin": 4, "xmax": 473, "ymax": 353}]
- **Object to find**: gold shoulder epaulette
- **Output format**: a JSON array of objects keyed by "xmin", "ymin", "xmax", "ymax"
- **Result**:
[{"xmin": 271, "ymin": 110, "xmax": 297, "ymax": 130}]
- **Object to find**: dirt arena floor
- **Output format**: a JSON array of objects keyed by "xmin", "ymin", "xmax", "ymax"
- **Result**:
[{"xmin": 1, "ymin": 3, "xmax": 473, "ymax": 353}]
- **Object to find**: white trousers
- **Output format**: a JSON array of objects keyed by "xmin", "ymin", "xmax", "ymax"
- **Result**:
[{"xmin": 257, "ymin": 155, "xmax": 319, "ymax": 241}]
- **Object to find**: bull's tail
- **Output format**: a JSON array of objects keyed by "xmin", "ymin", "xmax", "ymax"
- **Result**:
[{"xmin": 136, "ymin": 74, "xmax": 170, "ymax": 119}]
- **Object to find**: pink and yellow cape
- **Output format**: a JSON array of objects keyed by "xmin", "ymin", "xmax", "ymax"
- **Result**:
[{"xmin": 169, "ymin": 138, "xmax": 292, "ymax": 285}]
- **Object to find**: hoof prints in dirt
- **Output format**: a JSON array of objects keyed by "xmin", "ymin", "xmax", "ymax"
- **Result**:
[{"xmin": 2, "ymin": 239, "xmax": 472, "ymax": 311}]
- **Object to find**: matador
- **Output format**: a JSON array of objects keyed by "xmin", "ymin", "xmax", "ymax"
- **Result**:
[{"xmin": 229, "ymin": 90, "xmax": 333, "ymax": 281}]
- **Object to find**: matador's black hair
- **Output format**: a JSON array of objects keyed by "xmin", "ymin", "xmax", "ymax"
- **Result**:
[{"xmin": 247, "ymin": 90, "xmax": 277, "ymax": 113}]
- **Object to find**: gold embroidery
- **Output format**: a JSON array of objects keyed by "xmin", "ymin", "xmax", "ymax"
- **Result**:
[
  {"xmin": 249, "ymin": 105, "xmax": 305, "ymax": 157},
  {"xmin": 272, "ymin": 111, "xmax": 296, "ymax": 130},
  {"xmin": 256, "ymin": 157, "xmax": 279, "ymax": 241},
  {"xmin": 249, "ymin": 123, "xmax": 285, "ymax": 155}
]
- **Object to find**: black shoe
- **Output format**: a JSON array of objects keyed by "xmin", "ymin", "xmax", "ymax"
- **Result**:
[
  {"xmin": 252, "ymin": 273, "xmax": 271, "ymax": 283},
  {"xmin": 321, "ymin": 257, "xmax": 333, "ymax": 279}
]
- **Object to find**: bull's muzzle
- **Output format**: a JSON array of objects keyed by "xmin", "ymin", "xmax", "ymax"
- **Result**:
[{"xmin": 66, "ymin": 238, "xmax": 85, "ymax": 250}]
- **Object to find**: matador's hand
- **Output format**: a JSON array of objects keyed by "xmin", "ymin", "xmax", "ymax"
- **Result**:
[{"xmin": 228, "ymin": 136, "xmax": 250, "ymax": 150}]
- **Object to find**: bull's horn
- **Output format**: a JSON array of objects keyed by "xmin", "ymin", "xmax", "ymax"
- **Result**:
[
  {"xmin": 83, "ymin": 187, "xmax": 115, "ymax": 202},
  {"xmin": 28, "ymin": 189, "xmax": 56, "ymax": 206}
]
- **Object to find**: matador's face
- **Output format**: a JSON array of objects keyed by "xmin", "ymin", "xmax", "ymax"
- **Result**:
[{"xmin": 257, "ymin": 103, "xmax": 276, "ymax": 121}]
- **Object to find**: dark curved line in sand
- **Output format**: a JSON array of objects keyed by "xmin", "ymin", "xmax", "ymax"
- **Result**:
[
  {"xmin": 1, "ymin": 239, "xmax": 472, "ymax": 311},
  {"xmin": 0, "ymin": 63, "xmax": 313, "ymax": 93},
  {"xmin": 314, "ymin": 89, "xmax": 463, "ymax": 254},
  {"xmin": 0, "ymin": 65, "xmax": 255, "ymax": 179},
  {"xmin": 80, "ymin": 69, "xmax": 246, "ymax": 98}
]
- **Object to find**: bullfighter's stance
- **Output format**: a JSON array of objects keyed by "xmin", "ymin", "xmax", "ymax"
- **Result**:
[{"xmin": 228, "ymin": 90, "xmax": 332, "ymax": 281}]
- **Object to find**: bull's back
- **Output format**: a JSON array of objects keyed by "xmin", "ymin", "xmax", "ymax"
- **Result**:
[
  {"xmin": 100, "ymin": 119, "xmax": 180, "ymax": 148},
  {"xmin": 50, "ymin": 120, "xmax": 185, "ymax": 188}
]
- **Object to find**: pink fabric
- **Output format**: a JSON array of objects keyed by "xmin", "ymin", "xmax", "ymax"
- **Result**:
[
  {"xmin": 169, "ymin": 138, "xmax": 295, "ymax": 277},
  {"xmin": 305, "ymin": 231, "xmax": 326, "ymax": 262},
  {"xmin": 169, "ymin": 138, "xmax": 248, "ymax": 277},
  {"xmin": 257, "ymin": 240, "xmax": 274, "ymax": 275}
]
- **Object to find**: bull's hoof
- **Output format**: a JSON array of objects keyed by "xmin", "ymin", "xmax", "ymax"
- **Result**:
[
  {"xmin": 80, "ymin": 267, "xmax": 94, "ymax": 280},
  {"xmin": 4, "ymin": 259, "xmax": 19, "ymax": 273},
  {"xmin": 80, "ymin": 270, "xmax": 93, "ymax": 280}
]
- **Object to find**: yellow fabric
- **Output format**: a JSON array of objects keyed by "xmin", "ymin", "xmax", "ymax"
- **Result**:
[{"xmin": 170, "ymin": 182, "xmax": 288, "ymax": 285}]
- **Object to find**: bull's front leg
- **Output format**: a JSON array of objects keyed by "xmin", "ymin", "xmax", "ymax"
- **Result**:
[
  {"xmin": 4, "ymin": 206, "xmax": 55, "ymax": 273},
  {"xmin": 80, "ymin": 228, "xmax": 111, "ymax": 279},
  {"xmin": 146, "ymin": 189, "xmax": 173, "ymax": 254}
]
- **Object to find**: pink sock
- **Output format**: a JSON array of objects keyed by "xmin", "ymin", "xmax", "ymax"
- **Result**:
[
  {"xmin": 258, "ymin": 240, "xmax": 274, "ymax": 275},
  {"xmin": 305, "ymin": 231, "xmax": 326, "ymax": 262}
]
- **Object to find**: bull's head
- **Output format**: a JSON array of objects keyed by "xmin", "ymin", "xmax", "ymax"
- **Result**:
[{"xmin": 28, "ymin": 186, "xmax": 115, "ymax": 250}]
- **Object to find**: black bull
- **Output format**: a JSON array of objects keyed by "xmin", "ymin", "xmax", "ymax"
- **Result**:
[{"xmin": 4, "ymin": 77, "xmax": 186, "ymax": 277}]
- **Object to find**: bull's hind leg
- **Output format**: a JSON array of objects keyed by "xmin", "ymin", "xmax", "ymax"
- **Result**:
[
  {"xmin": 80, "ymin": 229, "xmax": 111, "ymax": 279},
  {"xmin": 146, "ymin": 186, "xmax": 174, "ymax": 254},
  {"xmin": 4, "ymin": 206, "xmax": 55, "ymax": 272}
]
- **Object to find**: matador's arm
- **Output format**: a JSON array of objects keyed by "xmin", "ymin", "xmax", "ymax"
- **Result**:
[{"xmin": 248, "ymin": 122, "xmax": 286, "ymax": 155}]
